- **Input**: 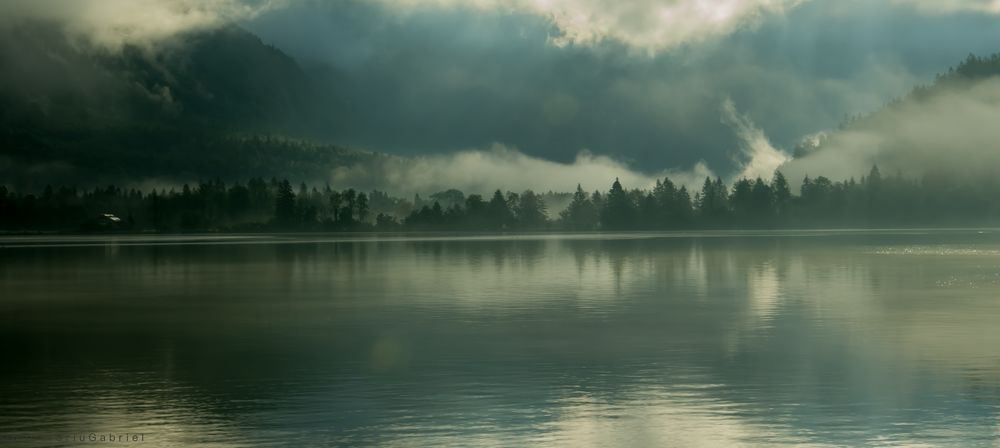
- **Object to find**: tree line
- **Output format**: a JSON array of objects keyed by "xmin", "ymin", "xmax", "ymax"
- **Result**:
[{"xmin": 2, "ymin": 167, "xmax": 999, "ymax": 232}]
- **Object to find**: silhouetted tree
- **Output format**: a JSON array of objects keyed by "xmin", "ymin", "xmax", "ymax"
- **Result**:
[
  {"xmin": 750, "ymin": 178, "xmax": 775, "ymax": 223},
  {"xmin": 601, "ymin": 178, "xmax": 636, "ymax": 230},
  {"xmin": 772, "ymin": 170, "xmax": 791, "ymax": 216},
  {"xmin": 357, "ymin": 192, "xmax": 370, "ymax": 223},
  {"xmin": 675, "ymin": 186, "xmax": 693, "ymax": 227},
  {"xmin": 697, "ymin": 177, "xmax": 729, "ymax": 225},
  {"xmin": 516, "ymin": 190, "xmax": 547, "ymax": 230},
  {"xmin": 560, "ymin": 184, "xmax": 598, "ymax": 230},
  {"xmin": 8, "ymin": 167, "xmax": 1000, "ymax": 233},
  {"xmin": 486, "ymin": 189, "xmax": 513, "ymax": 230},
  {"xmin": 274, "ymin": 179, "xmax": 296, "ymax": 226}
]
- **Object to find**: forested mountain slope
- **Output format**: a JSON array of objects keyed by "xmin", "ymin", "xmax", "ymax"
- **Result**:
[{"xmin": 0, "ymin": 22, "xmax": 369, "ymax": 187}]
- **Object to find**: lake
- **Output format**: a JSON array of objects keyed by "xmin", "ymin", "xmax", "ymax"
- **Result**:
[{"xmin": 2, "ymin": 231, "xmax": 1000, "ymax": 446}]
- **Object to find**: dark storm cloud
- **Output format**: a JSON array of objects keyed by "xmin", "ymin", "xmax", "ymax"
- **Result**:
[
  {"xmin": 243, "ymin": 0, "xmax": 1000, "ymax": 178},
  {"xmin": 7, "ymin": 0, "xmax": 1000, "ymax": 187},
  {"xmin": 248, "ymin": 1, "xmax": 753, "ymax": 172}
]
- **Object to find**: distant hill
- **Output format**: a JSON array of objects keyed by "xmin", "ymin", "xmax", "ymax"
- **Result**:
[
  {"xmin": 780, "ymin": 52, "xmax": 1000, "ymax": 191},
  {"xmin": 926, "ymin": 53, "xmax": 1000, "ymax": 86},
  {"xmin": 0, "ymin": 22, "xmax": 369, "ymax": 188},
  {"xmin": 795, "ymin": 53, "xmax": 1000, "ymax": 158}
]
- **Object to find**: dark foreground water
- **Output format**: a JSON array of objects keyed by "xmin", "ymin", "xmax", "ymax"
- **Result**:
[{"xmin": 3, "ymin": 231, "xmax": 1000, "ymax": 447}]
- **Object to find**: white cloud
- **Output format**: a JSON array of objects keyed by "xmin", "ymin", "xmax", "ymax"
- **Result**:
[
  {"xmin": 721, "ymin": 98, "xmax": 791, "ymax": 181},
  {"xmin": 0, "ymin": 0, "xmax": 282, "ymax": 50},
  {"xmin": 891, "ymin": 0, "xmax": 1000, "ymax": 14},
  {"xmin": 330, "ymin": 143, "xmax": 714, "ymax": 195},
  {"xmin": 373, "ymin": 0, "xmax": 806, "ymax": 53},
  {"xmin": 779, "ymin": 77, "xmax": 1000, "ymax": 186}
]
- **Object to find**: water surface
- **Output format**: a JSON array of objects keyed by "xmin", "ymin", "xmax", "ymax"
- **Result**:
[{"xmin": 3, "ymin": 231, "xmax": 1000, "ymax": 446}]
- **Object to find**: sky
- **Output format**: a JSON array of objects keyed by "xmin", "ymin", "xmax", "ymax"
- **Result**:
[
  {"xmin": 6, "ymin": 0, "xmax": 1000, "ymax": 192},
  {"xmin": 243, "ymin": 0, "xmax": 1000, "ymax": 186}
]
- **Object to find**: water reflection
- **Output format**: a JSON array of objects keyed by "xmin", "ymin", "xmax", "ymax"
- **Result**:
[{"xmin": 2, "ymin": 232, "xmax": 1000, "ymax": 446}]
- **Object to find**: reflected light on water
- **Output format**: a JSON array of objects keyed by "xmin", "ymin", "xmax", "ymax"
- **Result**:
[{"xmin": 3, "ymin": 231, "xmax": 1000, "ymax": 446}]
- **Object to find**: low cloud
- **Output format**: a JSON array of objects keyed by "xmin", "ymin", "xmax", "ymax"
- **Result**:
[
  {"xmin": 779, "ymin": 77, "xmax": 1000, "ymax": 186},
  {"xmin": 330, "ymin": 144, "xmax": 714, "ymax": 196},
  {"xmin": 341, "ymin": 74, "xmax": 1000, "ymax": 197},
  {"xmin": 721, "ymin": 98, "xmax": 791, "ymax": 181},
  {"xmin": 891, "ymin": 0, "xmax": 1000, "ymax": 14},
  {"xmin": 6, "ymin": 0, "xmax": 993, "ymax": 56},
  {"xmin": 0, "ymin": 0, "xmax": 281, "ymax": 50},
  {"xmin": 373, "ymin": 0, "xmax": 805, "ymax": 53}
]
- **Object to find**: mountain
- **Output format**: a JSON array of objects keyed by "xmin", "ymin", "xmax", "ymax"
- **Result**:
[
  {"xmin": 0, "ymin": 22, "xmax": 368, "ymax": 188},
  {"xmin": 781, "ymin": 53, "xmax": 1000, "ymax": 189},
  {"xmin": 796, "ymin": 53, "xmax": 1000, "ymax": 157}
]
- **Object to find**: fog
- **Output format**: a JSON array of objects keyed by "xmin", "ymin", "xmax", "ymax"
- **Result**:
[
  {"xmin": 0, "ymin": 0, "xmax": 279, "ymax": 50},
  {"xmin": 779, "ymin": 77, "xmax": 1000, "ymax": 186},
  {"xmin": 721, "ymin": 98, "xmax": 791, "ymax": 182},
  {"xmin": 6, "ymin": 0, "xmax": 1000, "ymax": 194},
  {"xmin": 329, "ymin": 143, "xmax": 715, "ymax": 196},
  {"xmin": 374, "ymin": 0, "xmax": 804, "ymax": 54}
]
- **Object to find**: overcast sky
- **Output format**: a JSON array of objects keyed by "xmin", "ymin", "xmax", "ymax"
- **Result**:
[
  {"xmin": 6, "ymin": 0, "xmax": 1000, "ymax": 190},
  {"xmin": 238, "ymin": 0, "xmax": 1000, "ymax": 177}
]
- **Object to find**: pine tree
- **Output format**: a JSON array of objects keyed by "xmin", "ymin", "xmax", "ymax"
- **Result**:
[
  {"xmin": 600, "ymin": 178, "xmax": 636, "ymax": 230},
  {"xmin": 487, "ymin": 189, "xmax": 513, "ymax": 230},
  {"xmin": 357, "ymin": 193, "xmax": 370, "ymax": 223},
  {"xmin": 771, "ymin": 170, "xmax": 791, "ymax": 216},
  {"xmin": 560, "ymin": 184, "xmax": 598, "ymax": 230},
  {"xmin": 274, "ymin": 179, "xmax": 296, "ymax": 226}
]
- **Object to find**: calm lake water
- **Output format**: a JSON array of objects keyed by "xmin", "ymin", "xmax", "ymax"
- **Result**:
[{"xmin": 3, "ymin": 231, "xmax": 1000, "ymax": 447}]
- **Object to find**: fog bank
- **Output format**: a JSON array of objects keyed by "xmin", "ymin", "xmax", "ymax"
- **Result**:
[{"xmin": 330, "ymin": 144, "xmax": 715, "ymax": 196}]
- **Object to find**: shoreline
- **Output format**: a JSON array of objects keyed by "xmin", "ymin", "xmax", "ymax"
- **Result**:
[{"xmin": 1, "ymin": 228, "xmax": 998, "ymax": 249}]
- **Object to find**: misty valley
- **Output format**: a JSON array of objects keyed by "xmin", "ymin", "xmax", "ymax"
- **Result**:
[
  {"xmin": 7, "ymin": 1, "xmax": 1000, "ymax": 447},
  {"xmin": 1, "ymin": 165, "xmax": 998, "ymax": 233}
]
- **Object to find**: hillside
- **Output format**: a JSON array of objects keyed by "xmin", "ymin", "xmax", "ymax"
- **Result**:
[
  {"xmin": 781, "ymin": 51, "xmax": 1000, "ymax": 193},
  {"xmin": 796, "ymin": 53, "xmax": 1000, "ymax": 158},
  {"xmin": 0, "ymin": 22, "xmax": 367, "ymax": 188}
]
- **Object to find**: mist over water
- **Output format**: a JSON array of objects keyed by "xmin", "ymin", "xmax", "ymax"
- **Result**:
[
  {"xmin": 6, "ymin": 1, "xmax": 1000, "ymax": 447},
  {"xmin": 3, "ymin": 231, "xmax": 1000, "ymax": 446}
]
